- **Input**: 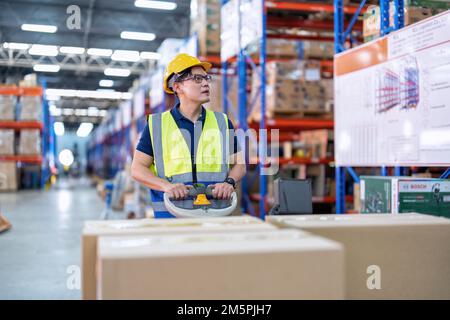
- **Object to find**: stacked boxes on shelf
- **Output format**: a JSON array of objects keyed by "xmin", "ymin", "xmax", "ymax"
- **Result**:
[
  {"xmin": 248, "ymin": 60, "xmax": 330, "ymax": 121},
  {"xmin": 204, "ymin": 74, "xmax": 239, "ymax": 124},
  {"xmin": 0, "ymin": 162, "xmax": 17, "ymax": 191},
  {"xmin": 0, "ymin": 95, "xmax": 16, "ymax": 120},
  {"xmin": 19, "ymin": 96, "xmax": 42, "ymax": 121},
  {"xmin": 363, "ymin": 0, "xmax": 448, "ymax": 42},
  {"xmin": 191, "ymin": 0, "xmax": 221, "ymax": 56}
]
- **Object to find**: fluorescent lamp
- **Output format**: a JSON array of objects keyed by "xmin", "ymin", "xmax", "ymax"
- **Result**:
[
  {"xmin": 59, "ymin": 149, "xmax": 74, "ymax": 167},
  {"xmin": 111, "ymin": 50, "xmax": 140, "ymax": 62},
  {"xmin": 75, "ymin": 109, "xmax": 88, "ymax": 116},
  {"xmin": 59, "ymin": 46, "xmax": 85, "ymax": 54},
  {"xmin": 29, "ymin": 44, "xmax": 59, "ymax": 56},
  {"xmin": 140, "ymin": 51, "xmax": 161, "ymax": 60},
  {"xmin": 62, "ymin": 108, "xmax": 74, "ymax": 116},
  {"xmin": 87, "ymin": 107, "xmax": 100, "ymax": 117},
  {"xmin": 77, "ymin": 122, "xmax": 94, "ymax": 137},
  {"xmin": 99, "ymin": 79, "xmax": 114, "ymax": 87},
  {"xmin": 134, "ymin": 0, "xmax": 177, "ymax": 10},
  {"xmin": 104, "ymin": 68, "xmax": 131, "ymax": 77},
  {"xmin": 121, "ymin": 92, "xmax": 132, "ymax": 100},
  {"xmin": 120, "ymin": 31, "xmax": 156, "ymax": 41},
  {"xmin": 3, "ymin": 42, "xmax": 30, "ymax": 50},
  {"xmin": 99, "ymin": 110, "xmax": 108, "ymax": 117},
  {"xmin": 33, "ymin": 64, "xmax": 60, "ymax": 72},
  {"xmin": 54, "ymin": 122, "xmax": 65, "ymax": 136},
  {"xmin": 87, "ymin": 48, "xmax": 113, "ymax": 57},
  {"xmin": 21, "ymin": 24, "xmax": 57, "ymax": 33}
]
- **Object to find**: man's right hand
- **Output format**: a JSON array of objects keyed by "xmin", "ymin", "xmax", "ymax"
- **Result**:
[{"xmin": 163, "ymin": 183, "xmax": 190, "ymax": 200}]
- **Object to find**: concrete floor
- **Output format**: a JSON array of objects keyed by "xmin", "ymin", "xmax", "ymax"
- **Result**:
[{"xmin": 0, "ymin": 177, "xmax": 123, "ymax": 299}]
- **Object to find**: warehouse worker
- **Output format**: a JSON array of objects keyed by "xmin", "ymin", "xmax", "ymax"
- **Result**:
[{"xmin": 131, "ymin": 53, "xmax": 246, "ymax": 218}]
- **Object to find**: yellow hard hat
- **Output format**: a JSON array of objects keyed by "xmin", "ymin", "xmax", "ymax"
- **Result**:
[{"xmin": 163, "ymin": 53, "xmax": 212, "ymax": 94}]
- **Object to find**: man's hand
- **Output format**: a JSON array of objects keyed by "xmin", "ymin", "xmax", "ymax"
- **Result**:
[
  {"xmin": 210, "ymin": 183, "xmax": 234, "ymax": 200},
  {"xmin": 163, "ymin": 183, "xmax": 190, "ymax": 200}
]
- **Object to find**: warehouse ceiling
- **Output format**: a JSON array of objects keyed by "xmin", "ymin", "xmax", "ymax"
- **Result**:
[{"xmin": 0, "ymin": 0, "xmax": 191, "ymax": 121}]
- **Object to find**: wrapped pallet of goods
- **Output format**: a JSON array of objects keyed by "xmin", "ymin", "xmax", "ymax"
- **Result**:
[
  {"xmin": 191, "ymin": 0, "xmax": 221, "ymax": 56},
  {"xmin": 0, "ymin": 161, "xmax": 18, "ymax": 191},
  {"xmin": 18, "ymin": 129, "xmax": 41, "ymax": 155},
  {"xmin": 19, "ymin": 95, "xmax": 42, "ymax": 121},
  {"xmin": 248, "ymin": 60, "xmax": 330, "ymax": 121},
  {"xmin": 0, "ymin": 95, "xmax": 16, "ymax": 120},
  {"xmin": 0, "ymin": 129, "xmax": 15, "ymax": 155},
  {"xmin": 266, "ymin": 213, "xmax": 450, "ymax": 299},
  {"xmin": 96, "ymin": 229, "xmax": 345, "ymax": 300}
]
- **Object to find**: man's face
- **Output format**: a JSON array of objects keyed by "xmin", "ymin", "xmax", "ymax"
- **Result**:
[{"xmin": 174, "ymin": 66, "xmax": 210, "ymax": 104}]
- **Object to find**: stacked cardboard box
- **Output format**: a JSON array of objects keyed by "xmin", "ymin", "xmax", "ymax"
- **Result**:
[
  {"xmin": 0, "ymin": 95, "xmax": 16, "ymax": 120},
  {"xmin": 82, "ymin": 216, "xmax": 276, "ymax": 300},
  {"xmin": 191, "ymin": 0, "xmax": 221, "ymax": 56},
  {"xmin": 363, "ymin": 1, "xmax": 448, "ymax": 42},
  {"xmin": 249, "ymin": 60, "xmax": 327, "ymax": 121},
  {"xmin": 303, "ymin": 41, "xmax": 335, "ymax": 59},
  {"xmin": 19, "ymin": 96, "xmax": 42, "ymax": 121},
  {"xmin": 267, "ymin": 213, "xmax": 450, "ymax": 299},
  {"xmin": 0, "ymin": 162, "xmax": 17, "ymax": 191},
  {"xmin": 0, "ymin": 130, "xmax": 14, "ymax": 155},
  {"xmin": 96, "ymin": 229, "xmax": 344, "ymax": 299},
  {"xmin": 18, "ymin": 129, "xmax": 41, "ymax": 155},
  {"xmin": 360, "ymin": 176, "xmax": 450, "ymax": 218},
  {"xmin": 247, "ymin": 39, "xmax": 299, "ymax": 58}
]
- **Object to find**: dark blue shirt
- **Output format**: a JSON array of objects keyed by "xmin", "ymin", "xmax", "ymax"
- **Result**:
[{"xmin": 136, "ymin": 104, "xmax": 241, "ymax": 183}]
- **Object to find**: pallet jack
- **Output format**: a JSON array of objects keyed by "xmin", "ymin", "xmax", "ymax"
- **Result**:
[{"xmin": 164, "ymin": 184, "xmax": 237, "ymax": 218}]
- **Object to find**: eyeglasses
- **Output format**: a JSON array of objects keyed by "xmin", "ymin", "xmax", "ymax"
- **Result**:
[{"xmin": 178, "ymin": 74, "xmax": 212, "ymax": 84}]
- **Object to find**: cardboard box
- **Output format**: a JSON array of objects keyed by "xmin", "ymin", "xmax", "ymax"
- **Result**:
[
  {"xmin": 82, "ymin": 216, "xmax": 275, "ymax": 300},
  {"xmin": 18, "ymin": 129, "xmax": 41, "ymax": 155},
  {"xmin": 0, "ymin": 162, "xmax": 17, "ymax": 191},
  {"xmin": 249, "ymin": 60, "xmax": 327, "ymax": 121},
  {"xmin": 360, "ymin": 176, "xmax": 450, "ymax": 217},
  {"xmin": 0, "ymin": 129, "xmax": 14, "ymax": 155},
  {"xmin": 0, "ymin": 95, "xmax": 16, "ymax": 120},
  {"xmin": 97, "ymin": 229, "xmax": 344, "ymax": 299},
  {"xmin": 191, "ymin": 0, "xmax": 221, "ymax": 55},
  {"xmin": 267, "ymin": 213, "xmax": 450, "ymax": 299},
  {"xmin": 362, "ymin": 1, "xmax": 447, "ymax": 42},
  {"xmin": 19, "ymin": 96, "xmax": 42, "ymax": 121},
  {"xmin": 303, "ymin": 41, "xmax": 334, "ymax": 59}
]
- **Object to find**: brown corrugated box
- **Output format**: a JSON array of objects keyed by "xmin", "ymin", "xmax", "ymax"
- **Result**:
[
  {"xmin": 18, "ymin": 129, "xmax": 41, "ymax": 155},
  {"xmin": 0, "ymin": 129, "xmax": 15, "ymax": 155},
  {"xmin": 0, "ymin": 162, "xmax": 17, "ymax": 191},
  {"xmin": 191, "ymin": 0, "xmax": 221, "ymax": 55},
  {"xmin": 19, "ymin": 96, "xmax": 42, "ymax": 121},
  {"xmin": 97, "ymin": 229, "xmax": 344, "ymax": 299},
  {"xmin": 82, "ymin": 216, "xmax": 275, "ymax": 300},
  {"xmin": 0, "ymin": 95, "xmax": 16, "ymax": 120},
  {"xmin": 267, "ymin": 213, "xmax": 450, "ymax": 299}
]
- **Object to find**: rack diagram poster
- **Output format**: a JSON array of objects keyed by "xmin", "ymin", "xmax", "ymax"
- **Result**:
[{"xmin": 334, "ymin": 11, "xmax": 450, "ymax": 166}]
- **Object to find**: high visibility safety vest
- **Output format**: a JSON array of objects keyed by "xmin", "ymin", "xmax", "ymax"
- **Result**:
[{"xmin": 148, "ymin": 109, "xmax": 230, "ymax": 218}]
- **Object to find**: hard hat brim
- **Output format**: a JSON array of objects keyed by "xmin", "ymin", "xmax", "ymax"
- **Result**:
[{"xmin": 164, "ymin": 61, "xmax": 213, "ymax": 94}]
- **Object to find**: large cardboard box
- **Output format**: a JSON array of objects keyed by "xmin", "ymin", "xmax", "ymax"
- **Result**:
[
  {"xmin": 0, "ymin": 162, "xmax": 17, "ymax": 191},
  {"xmin": 360, "ymin": 176, "xmax": 450, "ymax": 217},
  {"xmin": 82, "ymin": 216, "xmax": 275, "ymax": 300},
  {"xmin": 19, "ymin": 96, "xmax": 42, "ymax": 121},
  {"xmin": 267, "ymin": 213, "xmax": 450, "ymax": 299},
  {"xmin": 97, "ymin": 229, "xmax": 344, "ymax": 299},
  {"xmin": 18, "ymin": 129, "xmax": 41, "ymax": 155},
  {"xmin": 0, "ymin": 95, "xmax": 16, "ymax": 120},
  {"xmin": 0, "ymin": 129, "xmax": 14, "ymax": 155}
]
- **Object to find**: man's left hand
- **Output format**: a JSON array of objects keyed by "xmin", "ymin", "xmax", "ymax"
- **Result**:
[{"xmin": 210, "ymin": 183, "xmax": 234, "ymax": 200}]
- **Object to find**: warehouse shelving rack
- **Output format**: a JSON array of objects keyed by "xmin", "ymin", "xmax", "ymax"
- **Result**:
[
  {"xmin": 220, "ymin": 0, "xmax": 366, "ymax": 219},
  {"xmin": 0, "ymin": 83, "xmax": 54, "ymax": 189},
  {"xmin": 333, "ymin": 0, "xmax": 450, "ymax": 213}
]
